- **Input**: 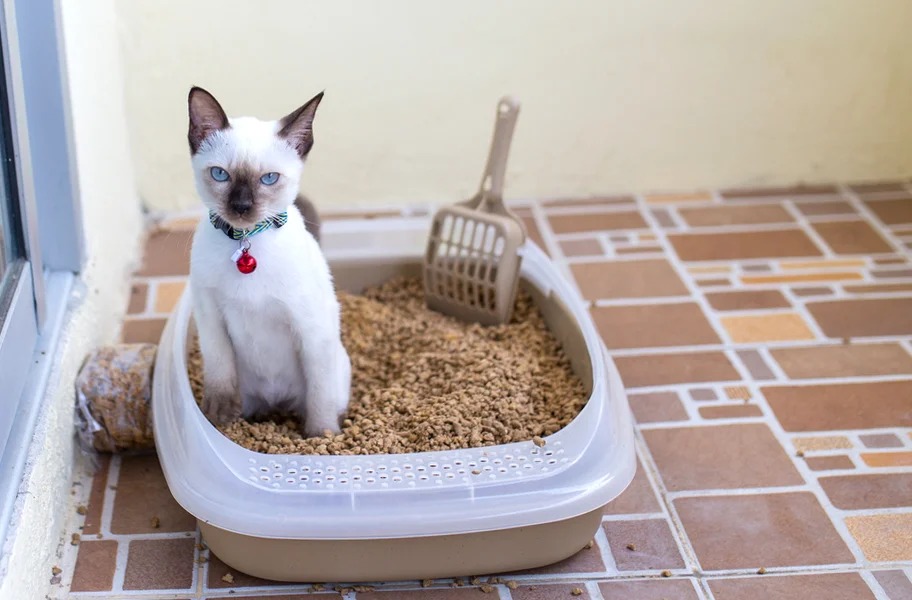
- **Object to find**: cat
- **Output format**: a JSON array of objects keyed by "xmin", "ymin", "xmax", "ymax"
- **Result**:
[{"xmin": 186, "ymin": 86, "xmax": 350, "ymax": 436}]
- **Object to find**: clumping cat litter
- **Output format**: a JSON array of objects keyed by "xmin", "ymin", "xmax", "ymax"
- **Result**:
[{"xmin": 152, "ymin": 217, "xmax": 635, "ymax": 581}]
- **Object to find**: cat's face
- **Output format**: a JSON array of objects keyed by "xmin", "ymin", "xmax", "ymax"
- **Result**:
[{"xmin": 187, "ymin": 87, "xmax": 323, "ymax": 228}]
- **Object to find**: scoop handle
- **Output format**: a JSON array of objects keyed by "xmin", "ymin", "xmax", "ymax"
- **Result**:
[{"xmin": 474, "ymin": 96, "xmax": 520, "ymax": 213}]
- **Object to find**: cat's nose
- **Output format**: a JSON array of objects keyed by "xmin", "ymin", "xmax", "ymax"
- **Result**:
[{"xmin": 229, "ymin": 198, "xmax": 253, "ymax": 215}]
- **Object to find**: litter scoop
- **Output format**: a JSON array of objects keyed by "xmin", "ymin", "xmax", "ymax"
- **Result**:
[{"xmin": 424, "ymin": 96, "xmax": 526, "ymax": 326}]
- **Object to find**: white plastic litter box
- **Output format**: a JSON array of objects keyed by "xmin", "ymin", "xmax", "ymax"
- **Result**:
[{"xmin": 152, "ymin": 215, "xmax": 635, "ymax": 582}]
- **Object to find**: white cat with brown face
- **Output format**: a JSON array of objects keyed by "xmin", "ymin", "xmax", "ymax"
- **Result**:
[{"xmin": 187, "ymin": 86, "xmax": 350, "ymax": 436}]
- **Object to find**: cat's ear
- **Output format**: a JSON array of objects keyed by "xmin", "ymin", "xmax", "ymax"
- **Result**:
[
  {"xmin": 188, "ymin": 86, "xmax": 229, "ymax": 153},
  {"xmin": 278, "ymin": 91, "xmax": 324, "ymax": 158}
]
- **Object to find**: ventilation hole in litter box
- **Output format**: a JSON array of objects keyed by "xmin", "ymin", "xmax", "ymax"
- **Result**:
[
  {"xmin": 379, "ymin": 474, "xmax": 388, "ymax": 480},
  {"xmin": 510, "ymin": 463, "xmax": 518, "ymax": 469},
  {"xmin": 326, "ymin": 476, "xmax": 335, "ymax": 481},
  {"xmin": 432, "ymin": 472, "xmax": 441, "ymax": 478},
  {"xmin": 533, "ymin": 458, "xmax": 543, "ymax": 464},
  {"xmin": 523, "ymin": 465, "xmax": 532, "ymax": 470},
  {"xmin": 392, "ymin": 467, "xmax": 401, "ymax": 474},
  {"xmin": 393, "ymin": 477, "xmax": 402, "ymax": 482},
  {"xmin": 479, "ymin": 458, "xmax": 488, "ymax": 464},
  {"xmin": 457, "ymin": 469, "xmax": 466, "ymax": 475},
  {"xmin": 302, "ymin": 466, "xmax": 310, "ymax": 472},
  {"xmin": 404, "ymin": 464, "xmax": 413, "ymax": 470},
  {"xmin": 493, "ymin": 459, "xmax": 502, "ymax": 465},
  {"xmin": 454, "ymin": 460, "xmax": 463, "ymax": 466},
  {"xmin": 366, "ymin": 469, "xmax": 375, "ymax": 475},
  {"xmin": 299, "ymin": 476, "xmax": 309, "ymax": 482},
  {"xmin": 429, "ymin": 463, "xmax": 438, "ymax": 468},
  {"xmin": 443, "ymin": 464, "xmax": 451, "ymax": 470},
  {"xmin": 417, "ymin": 467, "xmax": 426, "ymax": 472},
  {"xmin": 504, "ymin": 454, "xmax": 513, "ymax": 460},
  {"xmin": 518, "ymin": 456, "xmax": 527, "ymax": 462},
  {"xmin": 327, "ymin": 466, "xmax": 336, "ymax": 472},
  {"xmin": 499, "ymin": 468, "xmax": 507, "ymax": 473},
  {"xmin": 286, "ymin": 479, "xmax": 295, "ymax": 484},
  {"xmin": 260, "ymin": 476, "xmax": 270, "ymax": 482},
  {"xmin": 353, "ymin": 476, "xmax": 361, "ymax": 481},
  {"xmin": 273, "ymin": 473, "xmax": 282, "ymax": 479},
  {"xmin": 260, "ymin": 467, "xmax": 269, "ymax": 473},
  {"xmin": 545, "ymin": 451, "xmax": 554, "ymax": 457},
  {"xmin": 378, "ymin": 465, "xmax": 387, "ymax": 471},
  {"xmin": 314, "ymin": 470, "xmax": 323, "ymax": 475},
  {"xmin": 352, "ymin": 465, "xmax": 361, "ymax": 472},
  {"xmin": 366, "ymin": 478, "xmax": 375, "ymax": 484},
  {"xmin": 339, "ymin": 469, "xmax": 348, "ymax": 475},
  {"xmin": 314, "ymin": 479, "xmax": 322, "ymax": 485},
  {"xmin": 548, "ymin": 459, "xmax": 557, "ymax": 465},
  {"xmin": 287, "ymin": 469, "xmax": 297, "ymax": 475},
  {"xmin": 419, "ymin": 475, "xmax": 428, "ymax": 481},
  {"xmin": 484, "ymin": 466, "xmax": 493, "ymax": 472},
  {"xmin": 446, "ymin": 473, "xmax": 455, "ymax": 479},
  {"xmin": 340, "ymin": 479, "xmax": 348, "ymax": 484},
  {"xmin": 272, "ymin": 463, "xmax": 281, "ymax": 469}
]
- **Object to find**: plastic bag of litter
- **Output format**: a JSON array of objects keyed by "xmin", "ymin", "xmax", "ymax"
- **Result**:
[{"xmin": 75, "ymin": 344, "xmax": 156, "ymax": 453}]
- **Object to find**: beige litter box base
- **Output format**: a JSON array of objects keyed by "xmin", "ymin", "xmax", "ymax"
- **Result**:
[{"xmin": 201, "ymin": 508, "xmax": 603, "ymax": 582}]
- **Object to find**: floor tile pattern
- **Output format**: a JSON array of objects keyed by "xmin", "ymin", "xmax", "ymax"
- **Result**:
[{"xmin": 60, "ymin": 182, "xmax": 912, "ymax": 598}]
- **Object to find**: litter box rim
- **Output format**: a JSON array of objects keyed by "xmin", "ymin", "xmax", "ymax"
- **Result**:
[{"xmin": 153, "ymin": 239, "xmax": 635, "ymax": 540}]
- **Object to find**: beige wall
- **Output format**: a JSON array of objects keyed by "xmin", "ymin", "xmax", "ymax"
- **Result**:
[
  {"xmin": 0, "ymin": 0, "xmax": 143, "ymax": 597},
  {"xmin": 117, "ymin": 0, "xmax": 912, "ymax": 213}
]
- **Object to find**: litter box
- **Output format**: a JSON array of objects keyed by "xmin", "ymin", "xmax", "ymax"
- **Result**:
[{"xmin": 152, "ymin": 215, "xmax": 635, "ymax": 582}]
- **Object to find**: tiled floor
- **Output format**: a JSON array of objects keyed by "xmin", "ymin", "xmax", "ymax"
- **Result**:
[{"xmin": 58, "ymin": 182, "xmax": 912, "ymax": 599}]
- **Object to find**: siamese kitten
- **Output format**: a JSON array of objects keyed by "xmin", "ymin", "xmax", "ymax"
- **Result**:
[{"xmin": 187, "ymin": 86, "xmax": 350, "ymax": 436}]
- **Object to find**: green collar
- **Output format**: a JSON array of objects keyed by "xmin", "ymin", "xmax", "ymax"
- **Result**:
[{"xmin": 209, "ymin": 211, "xmax": 288, "ymax": 241}]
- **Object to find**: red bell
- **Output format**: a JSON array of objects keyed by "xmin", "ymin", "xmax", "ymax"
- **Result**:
[{"xmin": 236, "ymin": 249, "xmax": 257, "ymax": 274}]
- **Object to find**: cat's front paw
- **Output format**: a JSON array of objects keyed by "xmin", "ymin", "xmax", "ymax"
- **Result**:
[
  {"xmin": 303, "ymin": 415, "xmax": 341, "ymax": 438},
  {"xmin": 201, "ymin": 387, "xmax": 242, "ymax": 426}
]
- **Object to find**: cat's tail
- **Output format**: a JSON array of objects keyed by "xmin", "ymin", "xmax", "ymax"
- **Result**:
[{"xmin": 293, "ymin": 194, "xmax": 321, "ymax": 243}]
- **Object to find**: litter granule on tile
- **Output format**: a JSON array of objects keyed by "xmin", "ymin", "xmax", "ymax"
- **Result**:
[{"xmin": 188, "ymin": 276, "xmax": 587, "ymax": 455}]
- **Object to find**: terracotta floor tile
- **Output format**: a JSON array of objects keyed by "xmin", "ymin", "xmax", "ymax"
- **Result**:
[
  {"xmin": 599, "ymin": 579, "xmax": 699, "ymax": 599},
  {"xmin": 645, "ymin": 191, "xmax": 712, "ymax": 204},
  {"xmin": 615, "ymin": 351, "xmax": 739, "ymax": 387},
  {"xmin": 549, "ymin": 211, "xmax": 648, "ymax": 234},
  {"xmin": 736, "ymin": 349, "xmax": 776, "ymax": 380},
  {"xmin": 721, "ymin": 313, "xmax": 815, "ymax": 343},
  {"xmin": 689, "ymin": 388, "xmax": 717, "ymax": 401},
  {"xmin": 780, "ymin": 258, "xmax": 865, "ymax": 270},
  {"xmin": 679, "ymin": 204, "xmax": 793, "ymax": 227},
  {"xmin": 696, "ymin": 277, "xmax": 730, "ymax": 287},
  {"xmin": 675, "ymin": 492, "xmax": 854, "ymax": 570},
  {"xmin": 127, "ymin": 283, "xmax": 148, "ymax": 314},
  {"xmin": 571, "ymin": 259, "xmax": 688, "ymax": 300},
  {"xmin": 704, "ymin": 289, "xmax": 790, "ymax": 311},
  {"xmin": 724, "ymin": 385, "xmax": 751, "ymax": 400},
  {"xmin": 874, "ymin": 256, "xmax": 908, "ymax": 265},
  {"xmin": 846, "ymin": 513, "xmax": 912, "ymax": 562},
  {"xmin": 111, "ymin": 455, "xmax": 196, "ymax": 534},
  {"xmin": 121, "ymin": 318, "xmax": 168, "ymax": 344},
  {"xmin": 559, "ymin": 238, "xmax": 603, "ymax": 257},
  {"xmin": 614, "ymin": 245, "xmax": 663, "ymax": 255},
  {"xmin": 861, "ymin": 451, "xmax": 912, "ymax": 467},
  {"xmin": 628, "ymin": 392, "xmax": 688, "ymax": 423},
  {"xmin": 592, "ymin": 303, "xmax": 720, "ymax": 349},
  {"xmin": 651, "ymin": 208, "xmax": 676, "ymax": 228},
  {"xmin": 743, "ymin": 273, "xmax": 863, "ymax": 285},
  {"xmin": 669, "ymin": 229, "xmax": 821, "ymax": 262},
  {"xmin": 154, "ymin": 280, "xmax": 186, "ymax": 313},
  {"xmin": 543, "ymin": 195, "xmax": 635, "ymax": 208},
  {"xmin": 520, "ymin": 215, "xmax": 551, "ymax": 257},
  {"xmin": 795, "ymin": 200, "xmax": 858, "ymax": 216},
  {"xmin": 206, "ymin": 553, "xmax": 292, "ymax": 588},
  {"xmin": 819, "ymin": 473, "xmax": 912, "ymax": 509},
  {"xmin": 502, "ymin": 544, "xmax": 606, "ymax": 576},
  {"xmin": 850, "ymin": 181, "xmax": 908, "ymax": 194},
  {"xmin": 871, "ymin": 268, "xmax": 912, "ymax": 278},
  {"xmin": 805, "ymin": 455, "xmax": 855, "ymax": 471},
  {"xmin": 720, "ymin": 184, "xmax": 838, "ymax": 199},
  {"xmin": 708, "ymin": 572, "xmax": 875, "ymax": 600},
  {"xmin": 81, "ymin": 456, "xmax": 109, "ymax": 536},
  {"xmin": 859, "ymin": 433, "xmax": 904, "ymax": 448},
  {"xmin": 357, "ymin": 589, "xmax": 483, "ymax": 599},
  {"xmin": 602, "ymin": 519, "xmax": 685, "ymax": 571},
  {"xmin": 510, "ymin": 584, "xmax": 592, "ymax": 600},
  {"xmin": 792, "ymin": 436, "xmax": 852, "ymax": 452},
  {"xmin": 137, "ymin": 229, "xmax": 193, "ymax": 276},
  {"xmin": 741, "ymin": 263, "xmax": 773, "ymax": 272},
  {"xmin": 791, "ymin": 286, "xmax": 834, "ymax": 296},
  {"xmin": 698, "ymin": 404, "xmax": 763, "ymax": 419},
  {"xmin": 873, "ymin": 569, "xmax": 912, "ymax": 600},
  {"xmin": 218, "ymin": 595, "xmax": 313, "ymax": 600},
  {"xmin": 643, "ymin": 424, "xmax": 802, "ymax": 491},
  {"xmin": 770, "ymin": 343, "xmax": 912, "ymax": 379},
  {"xmin": 811, "ymin": 220, "xmax": 893, "ymax": 254},
  {"xmin": 865, "ymin": 198, "xmax": 912, "ymax": 225},
  {"xmin": 123, "ymin": 538, "xmax": 195, "ymax": 590},
  {"xmin": 844, "ymin": 282, "xmax": 912, "ymax": 293},
  {"xmin": 765, "ymin": 381, "xmax": 912, "ymax": 431},
  {"xmin": 807, "ymin": 298, "xmax": 912, "ymax": 338},
  {"xmin": 70, "ymin": 539, "xmax": 118, "ymax": 592},
  {"xmin": 603, "ymin": 456, "xmax": 661, "ymax": 515}
]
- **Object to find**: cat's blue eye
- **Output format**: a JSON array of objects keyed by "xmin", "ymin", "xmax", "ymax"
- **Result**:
[
  {"xmin": 260, "ymin": 172, "xmax": 280, "ymax": 186},
  {"xmin": 210, "ymin": 167, "xmax": 230, "ymax": 182}
]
